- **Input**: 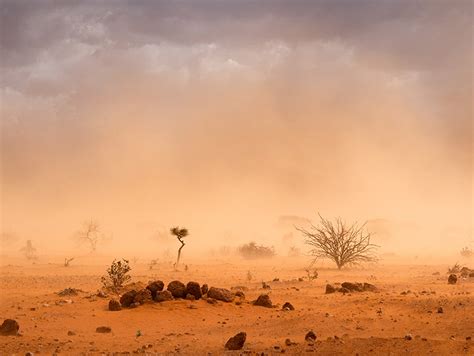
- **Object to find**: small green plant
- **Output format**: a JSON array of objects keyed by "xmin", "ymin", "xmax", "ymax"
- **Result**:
[{"xmin": 101, "ymin": 259, "xmax": 131, "ymax": 291}]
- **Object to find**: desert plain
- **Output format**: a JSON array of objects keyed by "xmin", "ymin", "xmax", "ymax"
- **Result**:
[{"xmin": 1, "ymin": 256, "xmax": 473, "ymax": 355}]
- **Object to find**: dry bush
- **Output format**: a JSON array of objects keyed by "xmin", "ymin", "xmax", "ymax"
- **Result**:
[
  {"xmin": 447, "ymin": 262, "xmax": 462, "ymax": 274},
  {"xmin": 238, "ymin": 242, "xmax": 275, "ymax": 259},
  {"xmin": 101, "ymin": 259, "xmax": 131, "ymax": 291},
  {"xmin": 297, "ymin": 214, "xmax": 378, "ymax": 269},
  {"xmin": 75, "ymin": 220, "xmax": 104, "ymax": 252}
]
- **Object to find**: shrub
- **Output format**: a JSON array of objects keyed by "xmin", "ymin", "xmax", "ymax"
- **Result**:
[
  {"xmin": 238, "ymin": 242, "xmax": 275, "ymax": 259},
  {"xmin": 297, "ymin": 213, "xmax": 378, "ymax": 269},
  {"xmin": 101, "ymin": 259, "xmax": 131, "ymax": 291}
]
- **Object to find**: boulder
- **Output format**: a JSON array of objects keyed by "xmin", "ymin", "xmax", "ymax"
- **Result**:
[
  {"xmin": 225, "ymin": 332, "xmax": 247, "ymax": 350},
  {"xmin": 120, "ymin": 290, "xmax": 137, "ymax": 307},
  {"xmin": 305, "ymin": 331, "xmax": 317, "ymax": 343},
  {"xmin": 154, "ymin": 290, "xmax": 173, "ymax": 302},
  {"xmin": 96, "ymin": 326, "xmax": 112, "ymax": 333},
  {"xmin": 448, "ymin": 274, "xmax": 458, "ymax": 284},
  {"xmin": 201, "ymin": 284, "xmax": 209, "ymax": 295},
  {"xmin": 167, "ymin": 281, "xmax": 187, "ymax": 298},
  {"xmin": 146, "ymin": 280, "xmax": 164, "ymax": 299},
  {"xmin": 207, "ymin": 287, "xmax": 234, "ymax": 302},
  {"xmin": 341, "ymin": 282, "xmax": 364, "ymax": 292},
  {"xmin": 134, "ymin": 289, "xmax": 152, "ymax": 304},
  {"xmin": 325, "ymin": 284, "xmax": 337, "ymax": 294},
  {"xmin": 253, "ymin": 294, "xmax": 272, "ymax": 308},
  {"xmin": 108, "ymin": 299, "xmax": 121, "ymax": 311},
  {"xmin": 0, "ymin": 319, "xmax": 19, "ymax": 336},
  {"xmin": 282, "ymin": 302, "xmax": 295, "ymax": 311},
  {"xmin": 186, "ymin": 281, "xmax": 202, "ymax": 300}
]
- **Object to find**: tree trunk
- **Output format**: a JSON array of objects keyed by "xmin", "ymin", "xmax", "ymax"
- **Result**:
[{"xmin": 175, "ymin": 239, "xmax": 185, "ymax": 269}]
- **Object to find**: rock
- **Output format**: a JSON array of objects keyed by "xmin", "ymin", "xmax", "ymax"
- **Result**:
[
  {"xmin": 57, "ymin": 288, "xmax": 81, "ymax": 297},
  {"xmin": 207, "ymin": 287, "xmax": 234, "ymax": 302},
  {"xmin": 154, "ymin": 290, "xmax": 173, "ymax": 302},
  {"xmin": 235, "ymin": 290, "xmax": 245, "ymax": 299},
  {"xmin": 96, "ymin": 326, "xmax": 112, "ymax": 333},
  {"xmin": 225, "ymin": 332, "xmax": 246, "ymax": 350},
  {"xmin": 305, "ymin": 331, "xmax": 317, "ymax": 343},
  {"xmin": 437, "ymin": 307, "xmax": 444, "ymax": 314},
  {"xmin": 404, "ymin": 334, "xmax": 413, "ymax": 340},
  {"xmin": 325, "ymin": 284, "xmax": 337, "ymax": 294},
  {"xmin": 341, "ymin": 282, "xmax": 364, "ymax": 292},
  {"xmin": 262, "ymin": 282, "xmax": 271, "ymax": 289},
  {"xmin": 167, "ymin": 281, "xmax": 187, "ymax": 299},
  {"xmin": 448, "ymin": 274, "xmax": 458, "ymax": 284},
  {"xmin": 285, "ymin": 338, "xmax": 296, "ymax": 346},
  {"xmin": 120, "ymin": 290, "xmax": 137, "ymax": 307},
  {"xmin": 470, "ymin": 273, "xmax": 474, "ymax": 278},
  {"xmin": 339, "ymin": 287, "xmax": 350, "ymax": 294},
  {"xmin": 201, "ymin": 284, "xmax": 209, "ymax": 295},
  {"xmin": 0, "ymin": 319, "xmax": 19, "ymax": 336},
  {"xmin": 282, "ymin": 302, "xmax": 295, "ymax": 311},
  {"xmin": 253, "ymin": 294, "xmax": 272, "ymax": 308},
  {"xmin": 67, "ymin": 331, "xmax": 76, "ymax": 336},
  {"xmin": 362, "ymin": 283, "xmax": 377, "ymax": 292},
  {"xmin": 134, "ymin": 289, "xmax": 152, "ymax": 305},
  {"xmin": 146, "ymin": 280, "xmax": 164, "ymax": 299},
  {"xmin": 185, "ymin": 293, "xmax": 196, "ymax": 301},
  {"xmin": 207, "ymin": 298, "xmax": 218, "ymax": 304},
  {"xmin": 108, "ymin": 299, "xmax": 122, "ymax": 311},
  {"xmin": 186, "ymin": 281, "xmax": 202, "ymax": 300}
]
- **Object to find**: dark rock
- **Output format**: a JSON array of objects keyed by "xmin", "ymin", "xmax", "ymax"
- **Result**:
[
  {"xmin": 341, "ymin": 282, "xmax": 364, "ymax": 292},
  {"xmin": 146, "ymin": 281, "xmax": 164, "ymax": 299},
  {"xmin": 134, "ymin": 289, "xmax": 152, "ymax": 305},
  {"xmin": 186, "ymin": 293, "xmax": 196, "ymax": 301},
  {"xmin": 120, "ymin": 290, "xmax": 137, "ymax": 307},
  {"xmin": 282, "ymin": 302, "xmax": 295, "ymax": 311},
  {"xmin": 96, "ymin": 326, "xmax": 112, "ymax": 333},
  {"xmin": 186, "ymin": 281, "xmax": 202, "ymax": 300},
  {"xmin": 0, "ymin": 319, "xmax": 19, "ymax": 336},
  {"xmin": 470, "ymin": 273, "xmax": 474, "ymax": 278},
  {"xmin": 207, "ymin": 298, "xmax": 218, "ymax": 304},
  {"xmin": 448, "ymin": 274, "xmax": 458, "ymax": 285},
  {"xmin": 362, "ymin": 283, "xmax": 377, "ymax": 292},
  {"xmin": 154, "ymin": 290, "xmax": 173, "ymax": 302},
  {"xmin": 339, "ymin": 287, "xmax": 350, "ymax": 294},
  {"xmin": 262, "ymin": 282, "xmax": 271, "ymax": 289},
  {"xmin": 325, "ymin": 284, "xmax": 337, "ymax": 294},
  {"xmin": 167, "ymin": 281, "xmax": 187, "ymax": 298},
  {"xmin": 225, "ymin": 332, "xmax": 246, "ymax": 350},
  {"xmin": 57, "ymin": 288, "xmax": 81, "ymax": 297},
  {"xmin": 108, "ymin": 299, "xmax": 121, "ymax": 311},
  {"xmin": 437, "ymin": 307, "xmax": 444, "ymax": 314},
  {"xmin": 207, "ymin": 287, "xmax": 234, "ymax": 302},
  {"xmin": 404, "ymin": 334, "xmax": 413, "ymax": 340},
  {"xmin": 201, "ymin": 284, "xmax": 209, "ymax": 295},
  {"xmin": 253, "ymin": 294, "xmax": 272, "ymax": 308},
  {"xmin": 305, "ymin": 331, "xmax": 317, "ymax": 343},
  {"xmin": 67, "ymin": 331, "xmax": 76, "ymax": 336}
]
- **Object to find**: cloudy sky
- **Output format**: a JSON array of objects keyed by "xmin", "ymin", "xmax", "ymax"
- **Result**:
[{"xmin": 1, "ymin": 1, "xmax": 472, "ymax": 254}]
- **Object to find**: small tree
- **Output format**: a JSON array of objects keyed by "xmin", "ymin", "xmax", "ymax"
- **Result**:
[
  {"xmin": 170, "ymin": 226, "xmax": 188, "ymax": 269},
  {"xmin": 20, "ymin": 240, "xmax": 37, "ymax": 260},
  {"xmin": 460, "ymin": 246, "xmax": 473, "ymax": 258},
  {"xmin": 101, "ymin": 259, "xmax": 131, "ymax": 291},
  {"xmin": 75, "ymin": 220, "xmax": 103, "ymax": 252},
  {"xmin": 296, "ymin": 214, "xmax": 378, "ymax": 269}
]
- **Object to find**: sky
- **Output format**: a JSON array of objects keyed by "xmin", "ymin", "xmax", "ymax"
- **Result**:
[{"xmin": 0, "ymin": 0, "xmax": 472, "ymax": 256}]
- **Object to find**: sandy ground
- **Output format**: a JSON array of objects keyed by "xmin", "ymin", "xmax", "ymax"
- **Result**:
[{"xmin": 1, "ymin": 257, "xmax": 473, "ymax": 355}]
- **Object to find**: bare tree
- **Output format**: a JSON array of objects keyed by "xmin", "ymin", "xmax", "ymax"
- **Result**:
[
  {"xmin": 296, "ymin": 214, "xmax": 378, "ymax": 269},
  {"xmin": 170, "ymin": 226, "xmax": 188, "ymax": 269},
  {"xmin": 64, "ymin": 257, "xmax": 74, "ymax": 267},
  {"xmin": 76, "ymin": 220, "xmax": 103, "ymax": 252}
]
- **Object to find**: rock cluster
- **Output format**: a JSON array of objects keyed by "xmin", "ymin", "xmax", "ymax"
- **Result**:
[
  {"xmin": 325, "ymin": 282, "xmax": 377, "ymax": 294},
  {"xmin": 113, "ymin": 280, "xmax": 242, "ymax": 310}
]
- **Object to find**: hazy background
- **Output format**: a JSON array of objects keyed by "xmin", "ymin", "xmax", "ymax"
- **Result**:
[{"xmin": 1, "ymin": 0, "xmax": 472, "ymax": 258}]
